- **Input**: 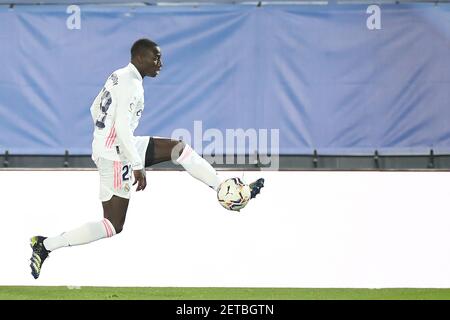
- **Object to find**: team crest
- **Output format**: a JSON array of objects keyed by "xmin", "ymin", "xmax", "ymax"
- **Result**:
[{"xmin": 124, "ymin": 184, "xmax": 130, "ymax": 192}]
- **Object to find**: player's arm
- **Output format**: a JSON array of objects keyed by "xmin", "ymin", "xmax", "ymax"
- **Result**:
[
  {"xmin": 113, "ymin": 88, "xmax": 147, "ymax": 191},
  {"xmin": 89, "ymin": 90, "xmax": 102, "ymax": 124}
]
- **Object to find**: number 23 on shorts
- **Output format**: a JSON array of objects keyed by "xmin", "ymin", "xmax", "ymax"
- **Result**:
[{"xmin": 122, "ymin": 164, "xmax": 132, "ymax": 181}]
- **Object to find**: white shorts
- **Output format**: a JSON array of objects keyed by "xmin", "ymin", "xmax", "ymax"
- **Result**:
[
  {"xmin": 95, "ymin": 136, "xmax": 150, "ymax": 202},
  {"xmin": 96, "ymin": 157, "xmax": 133, "ymax": 201}
]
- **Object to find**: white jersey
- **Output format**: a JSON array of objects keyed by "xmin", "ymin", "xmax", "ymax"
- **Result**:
[{"xmin": 90, "ymin": 63, "xmax": 145, "ymax": 170}]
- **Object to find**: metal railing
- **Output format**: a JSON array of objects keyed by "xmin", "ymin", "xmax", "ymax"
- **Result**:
[{"xmin": 2, "ymin": 152, "xmax": 450, "ymax": 170}]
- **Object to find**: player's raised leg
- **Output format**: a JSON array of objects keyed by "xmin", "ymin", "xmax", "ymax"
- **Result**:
[
  {"xmin": 145, "ymin": 137, "xmax": 222, "ymax": 190},
  {"xmin": 145, "ymin": 137, "xmax": 264, "ymax": 197}
]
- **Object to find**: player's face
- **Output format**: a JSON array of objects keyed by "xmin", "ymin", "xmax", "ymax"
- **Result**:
[{"xmin": 142, "ymin": 46, "xmax": 162, "ymax": 78}]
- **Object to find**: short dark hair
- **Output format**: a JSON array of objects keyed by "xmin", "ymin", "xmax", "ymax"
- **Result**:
[{"xmin": 131, "ymin": 38, "xmax": 158, "ymax": 59}]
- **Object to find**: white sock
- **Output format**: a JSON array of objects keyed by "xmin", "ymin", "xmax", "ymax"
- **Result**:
[
  {"xmin": 43, "ymin": 218, "xmax": 116, "ymax": 251},
  {"xmin": 176, "ymin": 144, "xmax": 222, "ymax": 190}
]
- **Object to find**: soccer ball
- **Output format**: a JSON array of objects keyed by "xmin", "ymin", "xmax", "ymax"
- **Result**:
[{"xmin": 217, "ymin": 178, "xmax": 251, "ymax": 212}]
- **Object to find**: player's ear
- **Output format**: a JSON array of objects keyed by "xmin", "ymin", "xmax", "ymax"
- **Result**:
[{"xmin": 135, "ymin": 54, "xmax": 142, "ymax": 65}]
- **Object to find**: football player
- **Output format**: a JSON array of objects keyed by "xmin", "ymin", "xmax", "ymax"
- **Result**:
[{"xmin": 29, "ymin": 39, "xmax": 264, "ymax": 279}]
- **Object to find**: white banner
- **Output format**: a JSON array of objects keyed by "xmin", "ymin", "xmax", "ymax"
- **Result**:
[{"xmin": 1, "ymin": 170, "xmax": 450, "ymax": 288}]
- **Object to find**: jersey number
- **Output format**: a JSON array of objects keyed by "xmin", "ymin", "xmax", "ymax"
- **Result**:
[
  {"xmin": 122, "ymin": 164, "xmax": 131, "ymax": 181},
  {"xmin": 95, "ymin": 89, "xmax": 112, "ymax": 129}
]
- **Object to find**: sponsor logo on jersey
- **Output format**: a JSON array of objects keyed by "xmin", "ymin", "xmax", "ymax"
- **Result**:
[{"xmin": 109, "ymin": 73, "xmax": 119, "ymax": 86}]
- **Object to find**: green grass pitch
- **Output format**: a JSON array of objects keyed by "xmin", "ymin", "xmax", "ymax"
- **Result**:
[{"xmin": 2, "ymin": 286, "xmax": 450, "ymax": 300}]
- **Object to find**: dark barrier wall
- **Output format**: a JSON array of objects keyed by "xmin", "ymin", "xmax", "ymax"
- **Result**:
[{"xmin": 0, "ymin": 4, "xmax": 449, "ymax": 155}]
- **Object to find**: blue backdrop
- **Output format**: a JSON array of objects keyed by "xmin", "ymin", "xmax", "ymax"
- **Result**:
[{"xmin": 0, "ymin": 4, "xmax": 449, "ymax": 155}]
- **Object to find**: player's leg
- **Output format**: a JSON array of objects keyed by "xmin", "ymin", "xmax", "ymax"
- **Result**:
[
  {"xmin": 30, "ymin": 214, "xmax": 118, "ymax": 279},
  {"xmin": 30, "ymin": 159, "xmax": 130, "ymax": 279},
  {"xmin": 145, "ymin": 137, "xmax": 264, "ymax": 198},
  {"xmin": 30, "ymin": 196, "xmax": 127, "ymax": 279},
  {"xmin": 145, "ymin": 137, "xmax": 222, "ymax": 190},
  {"xmin": 102, "ymin": 195, "xmax": 129, "ymax": 234},
  {"xmin": 41, "ymin": 159, "xmax": 130, "ymax": 251}
]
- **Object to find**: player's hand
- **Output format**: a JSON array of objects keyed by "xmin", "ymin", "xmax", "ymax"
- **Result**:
[{"xmin": 133, "ymin": 168, "xmax": 147, "ymax": 191}]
